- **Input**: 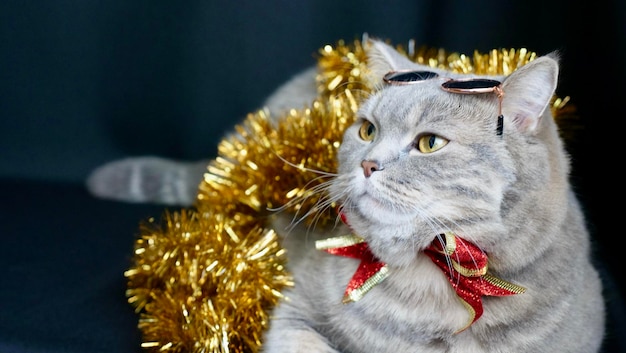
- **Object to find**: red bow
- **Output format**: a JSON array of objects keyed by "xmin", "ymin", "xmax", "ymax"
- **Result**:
[
  {"xmin": 316, "ymin": 233, "xmax": 389, "ymax": 303},
  {"xmin": 424, "ymin": 232, "xmax": 526, "ymax": 331},
  {"xmin": 316, "ymin": 211, "xmax": 525, "ymax": 331}
]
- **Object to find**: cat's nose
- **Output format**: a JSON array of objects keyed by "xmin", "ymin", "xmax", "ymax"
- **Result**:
[{"xmin": 361, "ymin": 160, "xmax": 382, "ymax": 178}]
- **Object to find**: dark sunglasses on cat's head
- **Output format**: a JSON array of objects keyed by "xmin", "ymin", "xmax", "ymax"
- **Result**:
[{"xmin": 383, "ymin": 70, "xmax": 504, "ymax": 136}]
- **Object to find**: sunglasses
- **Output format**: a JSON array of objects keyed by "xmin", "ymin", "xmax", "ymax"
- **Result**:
[{"xmin": 383, "ymin": 70, "xmax": 504, "ymax": 136}]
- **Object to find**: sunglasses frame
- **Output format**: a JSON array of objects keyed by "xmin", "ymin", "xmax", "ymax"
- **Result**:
[{"xmin": 382, "ymin": 70, "xmax": 505, "ymax": 136}]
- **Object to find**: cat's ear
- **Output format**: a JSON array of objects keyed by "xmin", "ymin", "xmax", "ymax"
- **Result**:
[
  {"xmin": 365, "ymin": 39, "xmax": 417, "ymax": 74},
  {"xmin": 500, "ymin": 53, "xmax": 559, "ymax": 133},
  {"xmin": 363, "ymin": 38, "xmax": 422, "ymax": 87}
]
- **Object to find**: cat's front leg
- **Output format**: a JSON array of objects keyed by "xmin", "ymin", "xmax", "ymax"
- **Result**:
[{"xmin": 261, "ymin": 302, "xmax": 339, "ymax": 353}]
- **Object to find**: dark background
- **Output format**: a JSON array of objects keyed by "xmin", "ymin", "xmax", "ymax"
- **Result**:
[{"xmin": 1, "ymin": 1, "xmax": 624, "ymax": 352}]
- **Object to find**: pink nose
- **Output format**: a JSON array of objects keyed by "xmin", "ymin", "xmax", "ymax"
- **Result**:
[{"xmin": 361, "ymin": 160, "xmax": 381, "ymax": 178}]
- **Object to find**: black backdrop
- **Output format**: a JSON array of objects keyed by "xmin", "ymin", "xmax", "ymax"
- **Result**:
[{"xmin": 1, "ymin": 1, "xmax": 625, "ymax": 352}]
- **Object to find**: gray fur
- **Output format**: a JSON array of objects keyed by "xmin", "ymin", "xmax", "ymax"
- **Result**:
[
  {"xmin": 87, "ymin": 38, "xmax": 605, "ymax": 352},
  {"xmin": 261, "ymin": 40, "xmax": 605, "ymax": 352},
  {"xmin": 86, "ymin": 157, "xmax": 209, "ymax": 205}
]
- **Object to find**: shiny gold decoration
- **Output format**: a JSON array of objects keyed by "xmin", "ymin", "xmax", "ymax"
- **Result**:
[
  {"xmin": 125, "ymin": 38, "xmax": 576, "ymax": 353},
  {"xmin": 125, "ymin": 210, "xmax": 292, "ymax": 353},
  {"xmin": 196, "ymin": 95, "xmax": 359, "ymax": 224}
]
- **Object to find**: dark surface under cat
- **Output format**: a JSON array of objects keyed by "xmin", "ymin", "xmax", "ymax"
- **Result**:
[
  {"xmin": 1, "ymin": 179, "xmax": 625, "ymax": 352},
  {"xmin": 2, "ymin": 1, "xmax": 625, "ymax": 352}
]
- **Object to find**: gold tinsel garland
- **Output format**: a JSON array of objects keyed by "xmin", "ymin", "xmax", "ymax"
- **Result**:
[{"xmin": 125, "ymin": 38, "xmax": 575, "ymax": 353}]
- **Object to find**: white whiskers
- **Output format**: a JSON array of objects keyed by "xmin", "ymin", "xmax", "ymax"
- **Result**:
[{"xmin": 264, "ymin": 149, "xmax": 344, "ymax": 232}]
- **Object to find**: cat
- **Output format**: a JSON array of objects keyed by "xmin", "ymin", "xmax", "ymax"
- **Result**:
[
  {"xmin": 87, "ymin": 39, "xmax": 606, "ymax": 352},
  {"xmin": 255, "ymin": 40, "xmax": 606, "ymax": 353}
]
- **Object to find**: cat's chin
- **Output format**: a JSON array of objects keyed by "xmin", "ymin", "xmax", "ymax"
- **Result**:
[{"xmin": 355, "ymin": 195, "xmax": 418, "ymax": 225}]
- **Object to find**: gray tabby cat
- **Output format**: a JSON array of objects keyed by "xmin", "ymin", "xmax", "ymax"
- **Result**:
[
  {"xmin": 87, "ymin": 39, "xmax": 606, "ymax": 352},
  {"xmin": 257, "ymin": 40, "xmax": 605, "ymax": 352}
]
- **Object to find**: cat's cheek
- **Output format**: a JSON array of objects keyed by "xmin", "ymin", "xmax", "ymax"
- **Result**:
[{"xmin": 338, "ymin": 168, "xmax": 366, "ymax": 197}]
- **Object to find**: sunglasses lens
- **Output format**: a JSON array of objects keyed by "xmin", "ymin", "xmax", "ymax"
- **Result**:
[
  {"xmin": 441, "ymin": 78, "xmax": 501, "ymax": 91},
  {"xmin": 384, "ymin": 71, "xmax": 439, "ymax": 84}
]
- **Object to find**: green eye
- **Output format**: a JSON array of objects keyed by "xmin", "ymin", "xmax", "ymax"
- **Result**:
[
  {"xmin": 359, "ymin": 120, "xmax": 376, "ymax": 141},
  {"xmin": 416, "ymin": 134, "xmax": 448, "ymax": 153}
]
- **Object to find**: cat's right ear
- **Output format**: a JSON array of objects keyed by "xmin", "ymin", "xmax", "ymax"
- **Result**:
[{"xmin": 363, "ymin": 38, "xmax": 420, "ymax": 87}]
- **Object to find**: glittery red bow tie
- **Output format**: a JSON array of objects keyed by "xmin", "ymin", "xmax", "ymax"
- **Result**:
[
  {"xmin": 316, "ymin": 212, "xmax": 526, "ymax": 331},
  {"xmin": 423, "ymin": 232, "xmax": 526, "ymax": 331},
  {"xmin": 316, "ymin": 233, "xmax": 389, "ymax": 303}
]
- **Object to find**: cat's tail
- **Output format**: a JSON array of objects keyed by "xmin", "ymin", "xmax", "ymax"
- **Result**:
[{"xmin": 85, "ymin": 156, "xmax": 209, "ymax": 206}]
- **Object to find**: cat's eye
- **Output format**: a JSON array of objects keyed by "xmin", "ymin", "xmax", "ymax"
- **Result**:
[
  {"xmin": 359, "ymin": 120, "xmax": 376, "ymax": 141},
  {"xmin": 415, "ymin": 134, "xmax": 448, "ymax": 153}
]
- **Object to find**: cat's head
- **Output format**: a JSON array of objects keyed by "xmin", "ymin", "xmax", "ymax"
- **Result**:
[{"xmin": 330, "ymin": 39, "xmax": 565, "ymax": 268}]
